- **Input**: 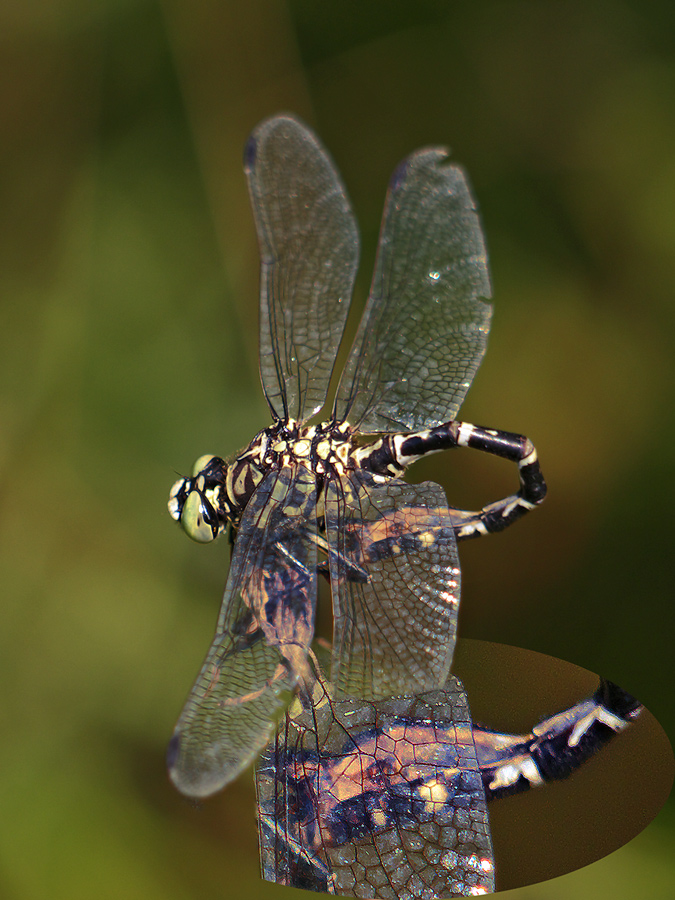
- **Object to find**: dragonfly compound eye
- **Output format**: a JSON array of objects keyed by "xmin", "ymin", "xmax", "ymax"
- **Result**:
[
  {"xmin": 181, "ymin": 488, "xmax": 219, "ymax": 543},
  {"xmin": 192, "ymin": 454, "xmax": 218, "ymax": 477}
]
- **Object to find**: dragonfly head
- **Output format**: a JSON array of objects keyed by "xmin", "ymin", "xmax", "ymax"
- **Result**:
[{"xmin": 168, "ymin": 455, "xmax": 228, "ymax": 543}]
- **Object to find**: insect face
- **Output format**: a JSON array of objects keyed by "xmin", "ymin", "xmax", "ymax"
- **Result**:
[{"xmin": 168, "ymin": 454, "xmax": 228, "ymax": 543}]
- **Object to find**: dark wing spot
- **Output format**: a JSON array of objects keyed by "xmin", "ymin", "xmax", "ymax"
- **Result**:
[{"xmin": 166, "ymin": 733, "xmax": 181, "ymax": 770}]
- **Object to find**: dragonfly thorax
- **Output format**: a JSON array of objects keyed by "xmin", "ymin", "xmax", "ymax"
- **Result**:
[{"xmin": 168, "ymin": 419, "xmax": 358, "ymax": 544}]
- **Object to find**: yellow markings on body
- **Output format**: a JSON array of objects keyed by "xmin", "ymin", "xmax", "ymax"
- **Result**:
[
  {"xmin": 226, "ymin": 466, "xmax": 237, "ymax": 503},
  {"xmin": 234, "ymin": 468, "xmax": 248, "ymax": 498},
  {"xmin": 395, "ymin": 431, "xmax": 432, "ymax": 464},
  {"xmin": 500, "ymin": 498, "xmax": 520, "ymax": 518},
  {"xmin": 315, "ymin": 440, "xmax": 331, "ymax": 459},
  {"xmin": 520, "ymin": 447, "xmax": 538, "ymax": 467},
  {"xmin": 418, "ymin": 530, "xmax": 436, "ymax": 547},
  {"xmin": 457, "ymin": 422, "xmax": 475, "ymax": 447},
  {"xmin": 204, "ymin": 486, "xmax": 220, "ymax": 506},
  {"xmin": 353, "ymin": 439, "xmax": 384, "ymax": 469},
  {"xmin": 370, "ymin": 808, "xmax": 387, "ymax": 828},
  {"xmin": 568, "ymin": 706, "xmax": 626, "ymax": 746},
  {"xmin": 292, "ymin": 439, "xmax": 311, "ymax": 457},
  {"xmin": 458, "ymin": 521, "xmax": 488, "ymax": 538},
  {"xmin": 418, "ymin": 775, "xmax": 454, "ymax": 804},
  {"xmin": 336, "ymin": 442, "xmax": 350, "ymax": 463},
  {"xmin": 489, "ymin": 755, "xmax": 543, "ymax": 790}
]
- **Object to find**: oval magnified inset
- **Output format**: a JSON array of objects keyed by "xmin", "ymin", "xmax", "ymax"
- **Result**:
[
  {"xmin": 453, "ymin": 638, "xmax": 673, "ymax": 893},
  {"xmin": 255, "ymin": 638, "xmax": 671, "ymax": 897}
]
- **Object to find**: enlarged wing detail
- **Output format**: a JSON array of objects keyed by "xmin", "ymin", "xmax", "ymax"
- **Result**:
[
  {"xmin": 335, "ymin": 149, "xmax": 492, "ymax": 433},
  {"xmin": 245, "ymin": 115, "xmax": 359, "ymax": 423},
  {"xmin": 167, "ymin": 465, "xmax": 318, "ymax": 797},
  {"xmin": 257, "ymin": 674, "xmax": 495, "ymax": 897},
  {"xmin": 325, "ymin": 472, "xmax": 461, "ymax": 699}
]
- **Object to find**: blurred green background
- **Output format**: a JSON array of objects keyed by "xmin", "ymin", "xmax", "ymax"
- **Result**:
[{"xmin": 1, "ymin": 1, "xmax": 673, "ymax": 898}]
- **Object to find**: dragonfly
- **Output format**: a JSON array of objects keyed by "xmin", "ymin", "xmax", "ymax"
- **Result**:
[
  {"xmin": 167, "ymin": 114, "xmax": 547, "ymax": 799},
  {"xmin": 256, "ymin": 660, "xmax": 643, "ymax": 897}
]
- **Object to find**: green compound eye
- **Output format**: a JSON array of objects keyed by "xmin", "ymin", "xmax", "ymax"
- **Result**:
[
  {"xmin": 181, "ymin": 490, "xmax": 217, "ymax": 543},
  {"xmin": 192, "ymin": 454, "xmax": 216, "ymax": 477}
]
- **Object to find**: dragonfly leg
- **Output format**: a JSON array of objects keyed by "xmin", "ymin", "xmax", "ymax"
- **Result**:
[
  {"xmin": 310, "ymin": 533, "xmax": 369, "ymax": 583},
  {"xmin": 472, "ymin": 679, "xmax": 643, "ymax": 801},
  {"xmin": 258, "ymin": 811, "xmax": 336, "ymax": 890}
]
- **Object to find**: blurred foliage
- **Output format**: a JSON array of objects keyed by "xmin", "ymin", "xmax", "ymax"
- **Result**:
[{"xmin": 0, "ymin": 0, "xmax": 673, "ymax": 898}]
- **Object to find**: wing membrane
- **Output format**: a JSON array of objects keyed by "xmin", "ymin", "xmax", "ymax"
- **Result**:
[
  {"xmin": 168, "ymin": 465, "xmax": 318, "ymax": 797},
  {"xmin": 257, "ymin": 673, "xmax": 495, "ymax": 896},
  {"xmin": 325, "ymin": 472, "xmax": 461, "ymax": 699},
  {"xmin": 335, "ymin": 150, "xmax": 492, "ymax": 433},
  {"xmin": 245, "ymin": 115, "xmax": 359, "ymax": 423}
]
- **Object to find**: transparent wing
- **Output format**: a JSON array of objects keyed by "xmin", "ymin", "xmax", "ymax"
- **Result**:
[
  {"xmin": 334, "ymin": 149, "xmax": 492, "ymax": 433},
  {"xmin": 257, "ymin": 673, "xmax": 494, "ymax": 896},
  {"xmin": 245, "ymin": 115, "xmax": 359, "ymax": 423},
  {"xmin": 167, "ymin": 465, "xmax": 318, "ymax": 798},
  {"xmin": 325, "ymin": 471, "xmax": 461, "ymax": 699}
]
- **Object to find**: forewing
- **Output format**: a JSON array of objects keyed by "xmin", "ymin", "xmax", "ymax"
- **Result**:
[
  {"xmin": 245, "ymin": 115, "xmax": 359, "ymax": 423},
  {"xmin": 167, "ymin": 465, "xmax": 318, "ymax": 798},
  {"xmin": 325, "ymin": 471, "xmax": 461, "ymax": 699},
  {"xmin": 257, "ymin": 675, "xmax": 495, "ymax": 896},
  {"xmin": 335, "ymin": 149, "xmax": 492, "ymax": 433}
]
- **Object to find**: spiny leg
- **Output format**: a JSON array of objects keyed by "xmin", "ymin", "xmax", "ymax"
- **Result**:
[
  {"xmin": 472, "ymin": 679, "xmax": 643, "ymax": 801},
  {"xmin": 356, "ymin": 420, "xmax": 547, "ymax": 541}
]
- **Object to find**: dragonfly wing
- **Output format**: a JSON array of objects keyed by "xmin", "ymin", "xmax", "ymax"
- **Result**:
[
  {"xmin": 334, "ymin": 149, "xmax": 492, "ymax": 433},
  {"xmin": 245, "ymin": 115, "xmax": 359, "ymax": 423},
  {"xmin": 325, "ymin": 471, "xmax": 461, "ymax": 699},
  {"xmin": 257, "ymin": 673, "xmax": 495, "ymax": 896},
  {"xmin": 168, "ymin": 465, "xmax": 318, "ymax": 798}
]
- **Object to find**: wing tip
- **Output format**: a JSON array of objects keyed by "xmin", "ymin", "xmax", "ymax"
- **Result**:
[
  {"xmin": 388, "ymin": 146, "xmax": 478, "ymax": 198},
  {"xmin": 243, "ymin": 133, "xmax": 258, "ymax": 171},
  {"xmin": 245, "ymin": 113, "xmax": 315, "ymax": 171},
  {"xmin": 166, "ymin": 729, "xmax": 230, "ymax": 799},
  {"xmin": 167, "ymin": 746, "xmax": 230, "ymax": 799}
]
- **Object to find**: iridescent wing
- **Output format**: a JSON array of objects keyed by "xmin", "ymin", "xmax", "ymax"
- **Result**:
[
  {"xmin": 325, "ymin": 471, "xmax": 461, "ymax": 699},
  {"xmin": 334, "ymin": 149, "xmax": 492, "ymax": 433},
  {"xmin": 245, "ymin": 115, "xmax": 359, "ymax": 424},
  {"xmin": 168, "ymin": 465, "xmax": 318, "ymax": 798},
  {"xmin": 256, "ymin": 674, "xmax": 495, "ymax": 897}
]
